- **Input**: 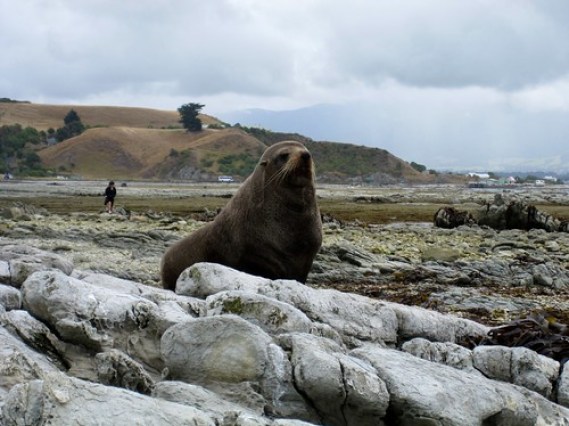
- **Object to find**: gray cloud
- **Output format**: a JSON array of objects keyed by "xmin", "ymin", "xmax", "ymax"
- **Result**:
[
  {"xmin": 1, "ymin": 0, "xmax": 569, "ymax": 171},
  {"xmin": 317, "ymin": 0, "xmax": 569, "ymax": 91}
]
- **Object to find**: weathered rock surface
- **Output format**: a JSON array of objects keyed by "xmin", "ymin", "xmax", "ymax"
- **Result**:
[
  {"xmin": 2, "ymin": 188, "xmax": 569, "ymax": 327},
  {"xmin": 2, "ymin": 244, "xmax": 569, "ymax": 425},
  {"xmin": 2, "ymin": 184, "xmax": 569, "ymax": 424}
]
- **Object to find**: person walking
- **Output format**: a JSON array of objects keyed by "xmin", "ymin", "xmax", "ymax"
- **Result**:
[{"xmin": 104, "ymin": 181, "xmax": 117, "ymax": 213}]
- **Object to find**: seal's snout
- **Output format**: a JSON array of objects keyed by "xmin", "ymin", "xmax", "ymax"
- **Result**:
[{"xmin": 296, "ymin": 150, "xmax": 313, "ymax": 174}]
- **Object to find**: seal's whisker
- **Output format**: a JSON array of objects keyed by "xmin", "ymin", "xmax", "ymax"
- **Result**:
[{"xmin": 264, "ymin": 167, "xmax": 285, "ymax": 188}]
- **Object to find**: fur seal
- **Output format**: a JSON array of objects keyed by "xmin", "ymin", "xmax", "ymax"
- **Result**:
[{"xmin": 161, "ymin": 140, "xmax": 322, "ymax": 290}]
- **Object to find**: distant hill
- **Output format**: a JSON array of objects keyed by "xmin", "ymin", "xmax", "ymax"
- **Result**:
[
  {"xmin": 2, "ymin": 101, "xmax": 466, "ymax": 183},
  {"xmin": 39, "ymin": 127, "xmax": 265, "ymax": 180},
  {"xmin": 236, "ymin": 126, "xmax": 458, "ymax": 184}
]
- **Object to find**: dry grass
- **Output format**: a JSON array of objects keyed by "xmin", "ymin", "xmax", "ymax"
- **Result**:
[
  {"xmin": 38, "ymin": 127, "xmax": 265, "ymax": 180},
  {"xmin": 0, "ymin": 103, "xmax": 220, "ymax": 130}
]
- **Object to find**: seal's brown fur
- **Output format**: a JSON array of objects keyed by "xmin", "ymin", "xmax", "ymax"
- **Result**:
[{"xmin": 161, "ymin": 140, "xmax": 322, "ymax": 290}]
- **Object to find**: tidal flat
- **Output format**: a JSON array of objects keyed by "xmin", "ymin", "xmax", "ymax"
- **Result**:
[
  {"xmin": 2, "ymin": 179, "xmax": 569, "ymax": 221},
  {"xmin": 2, "ymin": 179, "xmax": 569, "ymax": 326}
]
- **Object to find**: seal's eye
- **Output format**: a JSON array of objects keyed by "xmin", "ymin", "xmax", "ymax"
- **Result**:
[{"xmin": 277, "ymin": 153, "xmax": 289, "ymax": 163}]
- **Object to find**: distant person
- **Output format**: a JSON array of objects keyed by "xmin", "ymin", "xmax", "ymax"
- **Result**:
[{"xmin": 104, "ymin": 181, "xmax": 117, "ymax": 213}]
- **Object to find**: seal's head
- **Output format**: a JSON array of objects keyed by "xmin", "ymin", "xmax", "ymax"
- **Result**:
[{"xmin": 260, "ymin": 141, "xmax": 315, "ymax": 188}]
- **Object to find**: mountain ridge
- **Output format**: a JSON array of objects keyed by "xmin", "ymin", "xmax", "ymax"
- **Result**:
[{"xmin": 1, "ymin": 101, "xmax": 466, "ymax": 183}]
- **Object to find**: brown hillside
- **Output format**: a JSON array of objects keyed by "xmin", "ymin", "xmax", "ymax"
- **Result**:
[
  {"xmin": 4, "ymin": 101, "xmax": 461, "ymax": 183},
  {"xmin": 39, "ymin": 127, "xmax": 265, "ymax": 180},
  {"xmin": 0, "ymin": 103, "xmax": 219, "ymax": 131}
]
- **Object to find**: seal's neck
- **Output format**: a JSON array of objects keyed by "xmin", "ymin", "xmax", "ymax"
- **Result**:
[{"xmin": 269, "ymin": 185, "xmax": 316, "ymax": 214}]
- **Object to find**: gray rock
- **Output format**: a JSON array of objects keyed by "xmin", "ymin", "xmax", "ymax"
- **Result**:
[
  {"xmin": 155, "ymin": 382, "xmax": 316, "ymax": 424},
  {"xmin": 473, "ymin": 346, "xmax": 560, "ymax": 398},
  {"xmin": 0, "ymin": 261, "xmax": 10, "ymax": 284},
  {"xmin": 178, "ymin": 262, "xmax": 399, "ymax": 346},
  {"xmin": 181, "ymin": 263, "xmax": 489, "ymax": 346},
  {"xmin": 352, "ymin": 345, "xmax": 562, "ymax": 425},
  {"xmin": 161, "ymin": 315, "xmax": 316, "ymax": 422},
  {"xmin": 558, "ymin": 364, "xmax": 569, "ymax": 408},
  {"xmin": 329, "ymin": 243, "xmax": 380, "ymax": 267},
  {"xmin": 0, "ymin": 310, "xmax": 68, "ymax": 370},
  {"xmin": 0, "ymin": 206, "xmax": 25, "ymax": 220},
  {"xmin": 401, "ymin": 337, "xmax": 478, "ymax": 373},
  {"xmin": 176, "ymin": 262, "xmax": 270, "ymax": 297},
  {"xmin": 205, "ymin": 290, "xmax": 341, "ymax": 342},
  {"xmin": 76, "ymin": 271, "xmax": 205, "ymax": 319},
  {"xmin": 205, "ymin": 291, "xmax": 315, "ymax": 334},
  {"xmin": 95, "ymin": 349, "xmax": 155, "ymax": 394},
  {"xmin": 22, "ymin": 270, "xmax": 193, "ymax": 370},
  {"xmin": 510, "ymin": 346, "xmax": 559, "ymax": 398},
  {"xmin": 2, "ymin": 237, "xmax": 569, "ymax": 425},
  {"xmin": 421, "ymin": 247, "xmax": 461, "ymax": 262},
  {"xmin": 287, "ymin": 333, "xmax": 388, "ymax": 426},
  {"xmin": 0, "ymin": 244, "xmax": 73, "ymax": 287},
  {"xmin": 0, "ymin": 326, "xmax": 62, "ymax": 400},
  {"xmin": 0, "ymin": 284, "xmax": 22, "ymax": 311},
  {"xmin": 161, "ymin": 315, "xmax": 275, "ymax": 384},
  {"xmin": 1, "ymin": 373, "xmax": 217, "ymax": 426},
  {"xmin": 388, "ymin": 302, "xmax": 489, "ymax": 344},
  {"xmin": 472, "ymin": 346, "xmax": 513, "ymax": 382},
  {"xmin": 153, "ymin": 380, "xmax": 261, "ymax": 418}
]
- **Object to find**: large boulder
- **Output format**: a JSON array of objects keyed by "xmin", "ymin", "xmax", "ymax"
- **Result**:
[
  {"xmin": 161, "ymin": 315, "xmax": 317, "ymax": 422},
  {"xmin": 284, "ymin": 333, "xmax": 389, "ymax": 426},
  {"xmin": 204, "ymin": 290, "xmax": 341, "ymax": 342},
  {"xmin": 177, "ymin": 262, "xmax": 488, "ymax": 346},
  {"xmin": 0, "ymin": 245, "xmax": 73, "ymax": 287},
  {"xmin": 353, "ymin": 345, "xmax": 569, "ymax": 425},
  {"xmin": 473, "ymin": 345, "xmax": 560, "ymax": 398},
  {"xmin": 21, "ymin": 270, "xmax": 196, "ymax": 370},
  {"xmin": 1, "ymin": 373, "xmax": 217, "ymax": 426},
  {"xmin": 0, "ymin": 326, "xmax": 62, "ymax": 400}
]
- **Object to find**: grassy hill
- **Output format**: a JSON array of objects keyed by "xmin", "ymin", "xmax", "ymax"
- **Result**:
[
  {"xmin": 2, "ymin": 101, "xmax": 466, "ymax": 183},
  {"xmin": 237, "ymin": 126, "xmax": 451, "ymax": 184},
  {"xmin": 39, "ymin": 127, "xmax": 265, "ymax": 180},
  {"xmin": 0, "ymin": 102, "xmax": 220, "ymax": 130}
]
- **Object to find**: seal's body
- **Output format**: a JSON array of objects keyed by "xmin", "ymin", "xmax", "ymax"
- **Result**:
[{"xmin": 161, "ymin": 140, "xmax": 322, "ymax": 290}]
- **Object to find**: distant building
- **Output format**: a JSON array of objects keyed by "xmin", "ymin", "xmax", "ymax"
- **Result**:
[{"xmin": 467, "ymin": 172, "xmax": 490, "ymax": 179}]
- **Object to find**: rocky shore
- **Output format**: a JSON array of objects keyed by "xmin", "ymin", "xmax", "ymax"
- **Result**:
[{"xmin": 1, "ymin": 181, "xmax": 569, "ymax": 424}]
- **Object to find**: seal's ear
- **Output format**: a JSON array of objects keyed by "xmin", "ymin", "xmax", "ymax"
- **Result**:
[{"xmin": 259, "ymin": 160, "xmax": 268, "ymax": 167}]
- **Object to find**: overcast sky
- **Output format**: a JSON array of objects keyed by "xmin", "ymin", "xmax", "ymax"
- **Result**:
[{"xmin": 2, "ymin": 0, "xmax": 569, "ymax": 172}]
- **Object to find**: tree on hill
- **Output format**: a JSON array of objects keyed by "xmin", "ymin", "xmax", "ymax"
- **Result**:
[
  {"xmin": 56, "ymin": 109, "xmax": 85, "ymax": 142},
  {"xmin": 0, "ymin": 124, "xmax": 45, "ymax": 175},
  {"xmin": 178, "ymin": 103, "xmax": 204, "ymax": 132},
  {"xmin": 63, "ymin": 109, "xmax": 81, "ymax": 125},
  {"xmin": 410, "ymin": 161, "xmax": 427, "ymax": 173}
]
